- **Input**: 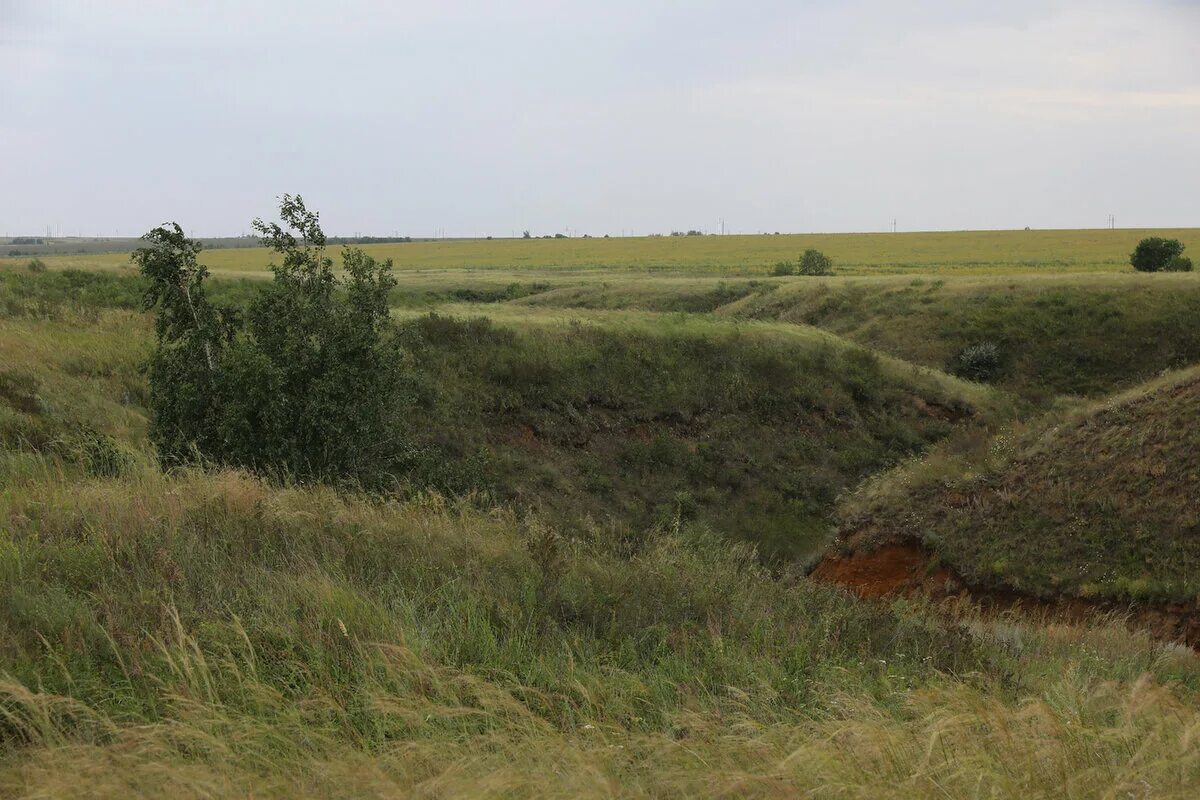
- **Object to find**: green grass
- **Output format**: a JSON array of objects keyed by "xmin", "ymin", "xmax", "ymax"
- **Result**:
[
  {"xmin": 722, "ymin": 273, "xmax": 1200, "ymax": 405},
  {"xmin": 2, "ymin": 464, "xmax": 1200, "ymax": 797},
  {"xmin": 5, "ymin": 227, "xmax": 1199, "ymax": 276},
  {"xmin": 0, "ymin": 277, "xmax": 999, "ymax": 561},
  {"xmin": 389, "ymin": 310, "xmax": 999, "ymax": 559},
  {"xmin": 4, "ymin": 237, "xmax": 1200, "ymax": 797},
  {"xmin": 835, "ymin": 367, "xmax": 1200, "ymax": 604}
]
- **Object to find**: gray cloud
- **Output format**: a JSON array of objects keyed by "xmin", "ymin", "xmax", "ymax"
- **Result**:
[{"xmin": 1, "ymin": 0, "xmax": 1197, "ymax": 236}]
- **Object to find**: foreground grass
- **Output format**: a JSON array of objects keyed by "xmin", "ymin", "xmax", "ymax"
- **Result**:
[
  {"xmin": 2, "ymin": 464, "xmax": 1199, "ymax": 798},
  {"xmin": 5, "ymin": 227, "xmax": 1200, "ymax": 276}
]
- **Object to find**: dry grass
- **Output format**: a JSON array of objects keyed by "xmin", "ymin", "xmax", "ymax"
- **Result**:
[{"xmin": 2, "ymin": 631, "xmax": 1198, "ymax": 798}]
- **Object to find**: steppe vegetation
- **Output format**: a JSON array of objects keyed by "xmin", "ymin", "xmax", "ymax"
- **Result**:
[{"xmin": 3, "ymin": 214, "xmax": 1200, "ymax": 797}]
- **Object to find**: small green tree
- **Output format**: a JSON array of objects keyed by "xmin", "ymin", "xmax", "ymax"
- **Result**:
[
  {"xmin": 133, "ymin": 223, "xmax": 237, "ymax": 464},
  {"xmin": 797, "ymin": 248, "xmax": 834, "ymax": 276},
  {"xmin": 1131, "ymin": 237, "xmax": 1192, "ymax": 272},
  {"xmin": 137, "ymin": 195, "xmax": 408, "ymax": 487}
]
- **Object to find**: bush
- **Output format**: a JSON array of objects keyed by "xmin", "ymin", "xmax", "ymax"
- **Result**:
[
  {"xmin": 772, "ymin": 261, "xmax": 795, "ymax": 276},
  {"xmin": 797, "ymin": 249, "xmax": 834, "ymax": 276},
  {"xmin": 26, "ymin": 258, "xmax": 46, "ymax": 273},
  {"xmin": 1131, "ymin": 238, "xmax": 1191, "ymax": 272},
  {"xmin": 951, "ymin": 342, "xmax": 1002, "ymax": 382},
  {"xmin": 54, "ymin": 428, "xmax": 132, "ymax": 477},
  {"xmin": 135, "ymin": 195, "xmax": 409, "ymax": 487}
]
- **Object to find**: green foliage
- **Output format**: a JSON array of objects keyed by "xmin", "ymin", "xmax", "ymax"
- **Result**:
[
  {"xmin": 797, "ymin": 248, "xmax": 834, "ymax": 275},
  {"xmin": 50, "ymin": 427, "xmax": 132, "ymax": 477},
  {"xmin": 774, "ymin": 250, "xmax": 834, "ymax": 276},
  {"xmin": 1130, "ymin": 237, "xmax": 1190, "ymax": 272},
  {"xmin": 951, "ymin": 342, "xmax": 1003, "ymax": 382},
  {"xmin": 26, "ymin": 258, "xmax": 46, "ymax": 273},
  {"xmin": 136, "ymin": 196, "xmax": 409, "ymax": 487}
]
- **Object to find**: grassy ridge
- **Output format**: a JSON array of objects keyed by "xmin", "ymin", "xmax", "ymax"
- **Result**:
[
  {"xmin": 0, "ymin": 272, "xmax": 996, "ymax": 561},
  {"xmin": 515, "ymin": 273, "xmax": 1200, "ymax": 405},
  {"xmin": 835, "ymin": 367, "xmax": 1200, "ymax": 603},
  {"xmin": 723, "ymin": 274, "xmax": 1200, "ymax": 404},
  {"xmin": 5, "ymin": 227, "xmax": 1200, "ymax": 275}
]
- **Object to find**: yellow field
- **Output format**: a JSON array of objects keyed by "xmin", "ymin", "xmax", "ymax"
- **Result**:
[{"xmin": 6, "ymin": 227, "xmax": 1200, "ymax": 276}]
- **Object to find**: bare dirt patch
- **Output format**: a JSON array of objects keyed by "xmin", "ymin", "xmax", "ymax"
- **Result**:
[{"xmin": 812, "ymin": 541, "xmax": 1200, "ymax": 648}]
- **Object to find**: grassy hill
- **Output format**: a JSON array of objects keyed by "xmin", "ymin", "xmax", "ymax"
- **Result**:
[
  {"xmin": 723, "ymin": 274, "xmax": 1200, "ymax": 404},
  {"xmin": 519, "ymin": 273, "xmax": 1200, "ymax": 406},
  {"xmin": 393, "ymin": 309, "xmax": 1000, "ymax": 559},
  {"xmin": 0, "ymin": 269, "xmax": 998, "ymax": 562},
  {"xmin": 831, "ymin": 367, "xmax": 1200, "ymax": 605}
]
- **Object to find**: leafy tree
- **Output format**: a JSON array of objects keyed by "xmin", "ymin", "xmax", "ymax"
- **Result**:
[
  {"xmin": 1131, "ymin": 237, "xmax": 1192, "ymax": 272},
  {"xmin": 133, "ymin": 223, "xmax": 236, "ymax": 463},
  {"xmin": 136, "ymin": 195, "xmax": 409, "ymax": 487},
  {"xmin": 522, "ymin": 230, "xmax": 532, "ymax": 239},
  {"xmin": 797, "ymin": 248, "xmax": 834, "ymax": 276}
]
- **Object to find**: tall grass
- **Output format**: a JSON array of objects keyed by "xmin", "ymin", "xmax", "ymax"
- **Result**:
[{"xmin": 1, "ymin": 465, "xmax": 1198, "ymax": 798}]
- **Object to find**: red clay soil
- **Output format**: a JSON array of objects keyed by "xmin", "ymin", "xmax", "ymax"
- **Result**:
[
  {"xmin": 810, "ymin": 543, "xmax": 956, "ymax": 600},
  {"xmin": 811, "ymin": 542, "xmax": 1200, "ymax": 648}
]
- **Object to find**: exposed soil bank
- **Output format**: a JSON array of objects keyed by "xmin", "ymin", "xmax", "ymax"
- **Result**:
[{"xmin": 811, "ymin": 541, "xmax": 1200, "ymax": 648}]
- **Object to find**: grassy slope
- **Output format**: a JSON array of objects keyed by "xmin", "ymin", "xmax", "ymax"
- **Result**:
[
  {"xmin": 723, "ymin": 274, "xmax": 1200, "ymax": 404},
  {"xmin": 3, "ymin": 268, "xmax": 1200, "ymax": 796},
  {"xmin": 834, "ymin": 367, "xmax": 1200, "ymax": 604},
  {"xmin": 518, "ymin": 272, "xmax": 1200, "ymax": 406},
  {"xmin": 1, "ymin": 271, "xmax": 997, "ymax": 562},
  {"xmin": 394, "ymin": 310, "xmax": 997, "ymax": 559},
  {"xmin": 5, "ymin": 227, "xmax": 1199, "ymax": 275},
  {"xmin": 4, "ymin": 465, "xmax": 1200, "ymax": 797}
]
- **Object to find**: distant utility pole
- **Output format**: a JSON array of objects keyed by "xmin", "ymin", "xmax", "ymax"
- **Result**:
[
  {"xmin": 1108, "ymin": 214, "xmax": 1115, "ymax": 230},
  {"xmin": 892, "ymin": 219, "xmax": 897, "ymax": 233}
]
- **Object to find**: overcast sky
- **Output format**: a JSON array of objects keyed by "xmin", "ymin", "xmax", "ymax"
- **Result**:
[{"xmin": 2, "ymin": 0, "xmax": 1198, "ymax": 237}]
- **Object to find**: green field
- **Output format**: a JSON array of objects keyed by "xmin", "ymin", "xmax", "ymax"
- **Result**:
[
  {"xmin": 6, "ymin": 227, "xmax": 1200, "ymax": 276},
  {"xmin": 3, "ymin": 228, "xmax": 1200, "ymax": 797}
]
